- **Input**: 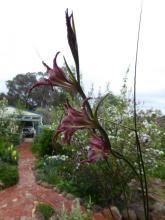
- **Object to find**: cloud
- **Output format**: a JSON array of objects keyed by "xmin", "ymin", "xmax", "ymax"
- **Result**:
[
  {"xmin": 137, "ymin": 90, "xmax": 165, "ymax": 113},
  {"xmin": 0, "ymin": 0, "xmax": 165, "ymax": 113}
]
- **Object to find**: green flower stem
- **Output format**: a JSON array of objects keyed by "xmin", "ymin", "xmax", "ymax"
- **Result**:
[
  {"xmin": 76, "ymin": 63, "xmax": 146, "ymax": 217},
  {"xmin": 77, "ymin": 84, "xmax": 95, "ymax": 119},
  {"xmin": 133, "ymin": 3, "xmax": 149, "ymax": 219}
]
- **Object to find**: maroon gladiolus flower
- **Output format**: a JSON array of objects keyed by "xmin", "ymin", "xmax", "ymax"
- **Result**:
[
  {"xmin": 54, "ymin": 99, "xmax": 96, "ymax": 144},
  {"xmin": 30, "ymin": 52, "xmax": 76, "ymax": 92},
  {"xmin": 81, "ymin": 134, "xmax": 110, "ymax": 163},
  {"xmin": 30, "ymin": 78, "xmax": 54, "ymax": 91}
]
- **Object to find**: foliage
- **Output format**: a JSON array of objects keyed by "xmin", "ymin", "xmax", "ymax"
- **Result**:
[
  {"xmin": 31, "ymin": 128, "xmax": 54, "ymax": 157},
  {"xmin": 0, "ymin": 138, "xmax": 19, "ymax": 188},
  {"xmin": 0, "ymin": 98, "xmax": 19, "ymax": 188},
  {"xmin": 33, "ymin": 76, "xmax": 165, "ymax": 208},
  {"xmin": 0, "ymin": 162, "xmax": 19, "ymax": 187},
  {"xmin": 95, "ymin": 90, "xmax": 165, "ymax": 175},
  {"xmin": 36, "ymin": 203, "xmax": 55, "ymax": 220},
  {"xmin": 32, "ymin": 128, "xmax": 64, "ymax": 157},
  {"xmin": 58, "ymin": 201, "xmax": 93, "ymax": 220},
  {"xmin": 151, "ymin": 154, "xmax": 165, "ymax": 179},
  {"xmin": 35, "ymin": 104, "xmax": 65, "ymax": 125},
  {"xmin": 34, "ymin": 89, "xmax": 165, "ymax": 208},
  {"xmin": 0, "ymin": 98, "xmax": 20, "ymax": 145},
  {"xmin": 50, "ymin": 105, "xmax": 65, "ymax": 129},
  {"xmin": 36, "ymin": 201, "xmax": 93, "ymax": 220},
  {"xmin": 0, "ymin": 139, "xmax": 18, "ymax": 165},
  {"xmin": 36, "ymin": 152, "xmax": 132, "ymax": 207}
]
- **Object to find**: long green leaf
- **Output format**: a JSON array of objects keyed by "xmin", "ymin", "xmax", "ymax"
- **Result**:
[
  {"xmin": 94, "ymin": 93, "xmax": 109, "ymax": 119},
  {"xmin": 63, "ymin": 56, "xmax": 77, "ymax": 83}
]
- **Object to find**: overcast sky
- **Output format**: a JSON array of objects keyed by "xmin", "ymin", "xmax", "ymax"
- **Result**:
[{"xmin": 0, "ymin": 0, "xmax": 165, "ymax": 113}]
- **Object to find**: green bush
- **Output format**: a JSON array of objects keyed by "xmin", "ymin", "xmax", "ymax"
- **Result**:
[
  {"xmin": 151, "ymin": 156, "xmax": 165, "ymax": 180},
  {"xmin": 59, "ymin": 200, "xmax": 93, "ymax": 220},
  {"xmin": 36, "ymin": 203, "xmax": 54, "ymax": 220},
  {"xmin": 9, "ymin": 133, "xmax": 21, "ymax": 146},
  {"xmin": 153, "ymin": 165, "xmax": 165, "ymax": 180},
  {"xmin": 35, "ymin": 153, "xmax": 133, "ymax": 207},
  {"xmin": 0, "ymin": 138, "xmax": 6, "ymax": 157},
  {"xmin": 0, "ymin": 163, "xmax": 19, "ymax": 187},
  {"xmin": 0, "ymin": 98, "xmax": 20, "ymax": 145},
  {"xmin": 32, "ymin": 128, "xmax": 54, "ymax": 157},
  {"xmin": 36, "ymin": 201, "xmax": 92, "ymax": 220},
  {"xmin": 0, "ymin": 99, "xmax": 19, "ymax": 189},
  {"xmin": 0, "ymin": 138, "xmax": 18, "ymax": 165},
  {"xmin": 33, "ymin": 86, "xmax": 165, "ymax": 209},
  {"xmin": 35, "ymin": 155, "xmax": 68, "ymax": 184},
  {"xmin": 32, "ymin": 128, "xmax": 65, "ymax": 157}
]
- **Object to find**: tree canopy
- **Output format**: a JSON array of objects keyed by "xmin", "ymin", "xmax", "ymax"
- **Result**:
[{"xmin": 4, "ymin": 72, "xmax": 66, "ymax": 109}]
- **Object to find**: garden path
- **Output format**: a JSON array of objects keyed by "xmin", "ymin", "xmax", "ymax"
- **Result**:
[{"xmin": 0, "ymin": 142, "xmax": 106, "ymax": 220}]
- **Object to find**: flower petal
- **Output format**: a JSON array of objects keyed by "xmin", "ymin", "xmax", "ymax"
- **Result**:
[
  {"xmin": 54, "ymin": 99, "xmax": 96, "ymax": 144},
  {"xmin": 29, "ymin": 78, "xmax": 53, "ymax": 93}
]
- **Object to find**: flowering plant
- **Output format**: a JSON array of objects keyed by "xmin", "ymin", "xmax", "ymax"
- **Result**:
[
  {"xmin": 30, "ymin": 9, "xmax": 150, "ymax": 219},
  {"xmin": 30, "ymin": 10, "xmax": 113, "ymax": 165}
]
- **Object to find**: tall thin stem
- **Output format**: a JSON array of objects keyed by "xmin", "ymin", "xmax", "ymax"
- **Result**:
[
  {"xmin": 133, "ymin": 3, "xmax": 149, "ymax": 219},
  {"xmin": 72, "ymin": 5, "xmax": 149, "ymax": 214},
  {"xmin": 77, "ymin": 84, "xmax": 94, "ymax": 119}
]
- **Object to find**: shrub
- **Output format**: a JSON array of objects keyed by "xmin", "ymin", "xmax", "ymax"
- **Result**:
[
  {"xmin": 59, "ymin": 200, "xmax": 93, "ymax": 220},
  {"xmin": 35, "ymin": 155, "xmax": 70, "ymax": 185},
  {"xmin": 0, "ymin": 98, "xmax": 20, "ymax": 145},
  {"xmin": 32, "ymin": 128, "xmax": 54, "ymax": 157},
  {"xmin": 36, "ymin": 203, "xmax": 54, "ymax": 220},
  {"xmin": 0, "ymin": 137, "xmax": 19, "ymax": 189},
  {"xmin": 0, "ymin": 138, "xmax": 18, "ymax": 165},
  {"xmin": 0, "ymin": 163, "xmax": 19, "ymax": 187},
  {"xmin": 151, "ymin": 154, "xmax": 165, "ymax": 179},
  {"xmin": 35, "ymin": 153, "xmax": 133, "ymax": 208},
  {"xmin": 32, "ymin": 128, "xmax": 66, "ymax": 157},
  {"xmin": 36, "ymin": 201, "xmax": 93, "ymax": 220},
  {"xmin": 152, "ymin": 164, "xmax": 165, "ymax": 180}
]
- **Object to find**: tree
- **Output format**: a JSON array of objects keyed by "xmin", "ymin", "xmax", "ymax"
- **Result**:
[
  {"xmin": 6, "ymin": 72, "xmax": 37, "ymax": 107},
  {"xmin": 6, "ymin": 72, "xmax": 66, "ymax": 109},
  {"xmin": 0, "ymin": 93, "xmax": 7, "ymax": 100}
]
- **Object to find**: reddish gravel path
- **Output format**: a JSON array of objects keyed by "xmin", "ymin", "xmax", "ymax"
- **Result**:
[{"xmin": 0, "ymin": 142, "xmax": 106, "ymax": 220}]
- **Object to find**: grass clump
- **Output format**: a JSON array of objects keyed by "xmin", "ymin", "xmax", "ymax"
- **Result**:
[
  {"xmin": 36, "ymin": 201, "xmax": 93, "ymax": 220},
  {"xmin": 0, "ymin": 163, "xmax": 19, "ymax": 187},
  {"xmin": 152, "ymin": 161, "xmax": 165, "ymax": 180},
  {"xmin": 59, "ymin": 201, "xmax": 93, "ymax": 220},
  {"xmin": 36, "ymin": 203, "xmax": 55, "ymax": 220},
  {"xmin": 31, "ymin": 128, "xmax": 54, "ymax": 157}
]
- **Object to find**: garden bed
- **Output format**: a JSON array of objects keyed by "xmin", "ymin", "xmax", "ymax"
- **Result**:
[
  {"xmin": 32, "ymin": 127, "xmax": 165, "ymax": 220},
  {"xmin": 0, "ymin": 139, "xmax": 19, "ymax": 190},
  {"xmin": 32, "ymin": 201, "xmax": 93, "ymax": 220},
  {"xmin": 0, "ymin": 162, "xmax": 19, "ymax": 189}
]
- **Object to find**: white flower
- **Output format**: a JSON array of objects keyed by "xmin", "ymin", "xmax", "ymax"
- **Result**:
[
  {"xmin": 76, "ymin": 163, "xmax": 80, "ymax": 170},
  {"xmin": 141, "ymin": 134, "xmax": 150, "ymax": 143},
  {"xmin": 85, "ymin": 145, "xmax": 90, "ymax": 151},
  {"xmin": 77, "ymin": 151, "xmax": 82, "ymax": 156},
  {"xmin": 143, "ymin": 120, "xmax": 150, "ymax": 128},
  {"xmin": 46, "ymin": 154, "xmax": 68, "ymax": 161}
]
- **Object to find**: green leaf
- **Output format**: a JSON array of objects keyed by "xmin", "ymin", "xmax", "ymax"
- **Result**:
[
  {"xmin": 63, "ymin": 56, "xmax": 77, "ymax": 83},
  {"xmin": 94, "ymin": 93, "xmax": 109, "ymax": 119}
]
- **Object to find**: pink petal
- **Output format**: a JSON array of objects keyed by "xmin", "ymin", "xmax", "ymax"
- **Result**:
[{"xmin": 29, "ymin": 79, "xmax": 53, "ymax": 93}]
